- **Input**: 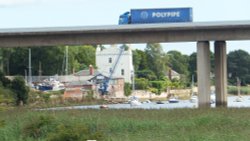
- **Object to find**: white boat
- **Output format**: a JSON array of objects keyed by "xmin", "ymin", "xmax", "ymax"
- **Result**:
[
  {"xmin": 130, "ymin": 99, "xmax": 142, "ymax": 106},
  {"xmin": 128, "ymin": 96, "xmax": 142, "ymax": 106}
]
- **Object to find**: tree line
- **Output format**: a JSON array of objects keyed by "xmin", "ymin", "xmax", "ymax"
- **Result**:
[{"xmin": 0, "ymin": 44, "xmax": 249, "ymax": 86}]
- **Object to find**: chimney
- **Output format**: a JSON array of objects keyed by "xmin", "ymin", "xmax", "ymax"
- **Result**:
[{"xmin": 89, "ymin": 65, "xmax": 94, "ymax": 75}]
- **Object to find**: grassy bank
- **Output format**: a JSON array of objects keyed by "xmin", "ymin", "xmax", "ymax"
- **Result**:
[{"xmin": 1, "ymin": 108, "xmax": 250, "ymax": 141}]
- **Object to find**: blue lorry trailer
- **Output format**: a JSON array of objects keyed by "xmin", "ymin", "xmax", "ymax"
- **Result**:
[{"xmin": 119, "ymin": 7, "xmax": 193, "ymax": 24}]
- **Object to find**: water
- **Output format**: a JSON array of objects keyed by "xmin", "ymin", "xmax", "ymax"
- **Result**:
[{"xmin": 44, "ymin": 96, "xmax": 250, "ymax": 110}]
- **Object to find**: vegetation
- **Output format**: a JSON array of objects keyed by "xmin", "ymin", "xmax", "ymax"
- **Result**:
[
  {"xmin": 228, "ymin": 49, "xmax": 250, "ymax": 85},
  {"xmin": 1, "ymin": 108, "xmax": 250, "ymax": 141},
  {"xmin": 11, "ymin": 76, "xmax": 29, "ymax": 105},
  {"xmin": 2, "ymin": 44, "xmax": 250, "ymax": 98},
  {"xmin": 0, "ymin": 72, "xmax": 29, "ymax": 107},
  {"xmin": 228, "ymin": 86, "xmax": 250, "ymax": 95},
  {"xmin": 0, "ymin": 45, "xmax": 96, "ymax": 76},
  {"xmin": 124, "ymin": 83, "xmax": 132, "ymax": 96}
]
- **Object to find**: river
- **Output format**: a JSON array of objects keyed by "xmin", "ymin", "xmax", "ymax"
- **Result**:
[{"xmin": 43, "ymin": 95, "xmax": 250, "ymax": 110}]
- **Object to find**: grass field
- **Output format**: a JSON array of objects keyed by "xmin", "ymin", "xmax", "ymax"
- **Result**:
[{"xmin": 1, "ymin": 108, "xmax": 250, "ymax": 141}]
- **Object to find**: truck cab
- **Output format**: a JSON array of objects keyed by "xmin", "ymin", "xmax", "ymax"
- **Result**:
[{"xmin": 119, "ymin": 12, "xmax": 131, "ymax": 24}]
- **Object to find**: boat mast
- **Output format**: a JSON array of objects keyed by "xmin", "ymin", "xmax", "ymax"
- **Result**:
[
  {"xmin": 65, "ymin": 46, "xmax": 68, "ymax": 76},
  {"xmin": 28, "ymin": 48, "xmax": 32, "ymax": 87}
]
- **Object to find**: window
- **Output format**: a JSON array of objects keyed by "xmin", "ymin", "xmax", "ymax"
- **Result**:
[
  {"xmin": 109, "ymin": 58, "xmax": 112, "ymax": 63},
  {"xmin": 121, "ymin": 69, "xmax": 125, "ymax": 75}
]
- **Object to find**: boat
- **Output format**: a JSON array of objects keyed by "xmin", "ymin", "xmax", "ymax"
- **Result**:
[
  {"xmin": 128, "ymin": 96, "xmax": 141, "ymax": 106},
  {"xmin": 100, "ymin": 105, "xmax": 109, "ymax": 109},
  {"xmin": 142, "ymin": 100, "xmax": 151, "ymax": 104},
  {"xmin": 37, "ymin": 78, "xmax": 65, "ymax": 91},
  {"xmin": 156, "ymin": 101, "xmax": 164, "ymax": 104},
  {"xmin": 169, "ymin": 97, "xmax": 179, "ymax": 103},
  {"xmin": 130, "ymin": 99, "xmax": 142, "ymax": 106}
]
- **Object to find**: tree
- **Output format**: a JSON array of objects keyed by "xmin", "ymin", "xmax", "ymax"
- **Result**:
[
  {"xmin": 188, "ymin": 52, "xmax": 197, "ymax": 83},
  {"xmin": 145, "ymin": 43, "xmax": 166, "ymax": 79},
  {"xmin": 11, "ymin": 76, "xmax": 29, "ymax": 105},
  {"xmin": 228, "ymin": 49, "xmax": 250, "ymax": 85},
  {"xmin": 167, "ymin": 50, "xmax": 189, "ymax": 76},
  {"xmin": 74, "ymin": 45, "xmax": 96, "ymax": 71},
  {"xmin": 132, "ymin": 50, "xmax": 141, "ymax": 72},
  {"xmin": 133, "ymin": 49, "xmax": 149, "ymax": 71},
  {"xmin": 0, "ymin": 71, "xmax": 11, "ymax": 88},
  {"xmin": 136, "ymin": 69, "xmax": 157, "ymax": 81}
]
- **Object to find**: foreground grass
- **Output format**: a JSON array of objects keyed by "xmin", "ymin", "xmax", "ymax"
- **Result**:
[{"xmin": 1, "ymin": 108, "xmax": 250, "ymax": 141}]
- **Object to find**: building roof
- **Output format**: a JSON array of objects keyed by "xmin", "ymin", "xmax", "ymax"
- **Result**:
[{"xmin": 73, "ymin": 69, "xmax": 100, "ymax": 76}]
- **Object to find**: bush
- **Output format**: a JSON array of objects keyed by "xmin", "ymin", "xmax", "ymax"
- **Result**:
[
  {"xmin": 0, "ymin": 87, "xmax": 15, "ymax": 105},
  {"xmin": 22, "ymin": 115, "xmax": 105, "ymax": 141},
  {"xmin": 150, "ymin": 81, "xmax": 167, "ymax": 95},
  {"xmin": 47, "ymin": 124, "xmax": 104, "ymax": 141},
  {"xmin": 228, "ymin": 86, "xmax": 250, "ymax": 95},
  {"xmin": 0, "ymin": 120, "xmax": 5, "ymax": 128},
  {"xmin": 11, "ymin": 76, "xmax": 29, "ymax": 105},
  {"xmin": 0, "ymin": 71, "xmax": 11, "ymax": 88},
  {"xmin": 22, "ymin": 115, "xmax": 56, "ymax": 138},
  {"xmin": 135, "ymin": 78, "xmax": 149, "ymax": 90},
  {"xmin": 124, "ymin": 83, "xmax": 132, "ymax": 96},
  {"xmin": 136, "ymin": 70, "xmax": 157, "ymax": 80}
]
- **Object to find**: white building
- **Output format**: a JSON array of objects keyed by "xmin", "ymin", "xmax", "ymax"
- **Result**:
[{"xmin": 96, "ymin": 45, "xmax": 134, "ymax": 83}]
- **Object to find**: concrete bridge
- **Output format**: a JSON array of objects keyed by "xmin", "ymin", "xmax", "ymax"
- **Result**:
[{"xmin": 1, "ymin": 21, "xmax": 250, "ymax": 107}]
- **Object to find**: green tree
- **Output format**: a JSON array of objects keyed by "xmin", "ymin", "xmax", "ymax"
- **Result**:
[
  {"xmin": 136, "ymin": 69, "xmax": 157, "ymax": 81},
  {"xmin": 0, "ymin": 71, "xmax": 11, "ymax": 88},
  {"xmin": 167, "ymin": 50, "xmax": 189, "ymax": 76},
  {"xmin": 145, "ymin": 43, "xmax": 166, "ymax": 79},
  {"xmin": 188, "ymin": 52, "xmax": 197, "ymax": 83},
  {"xmin": 0, "ymin": 48, "xmax": 14, "ymax": 75},
  {"xmin": 133, "ymin": 49, "xmax": 149, "ymax": 71},
  {"xmin": 11, "ymin": 76, "xmax": 29, "ymax": 105},
  {"xmin": 132, "ymin": 50, "xmax": 141, "ymax": 72},
  {"xmin": 228, "ymin": 49, "xmax": 250, "ymax": 85},
  {"xmin": 74, "ymin": 45, "xmax": 96, "ymax": 71},
  {"xmin": 32, "ymin": 46, "xmax": 65, "ymax": 75}
]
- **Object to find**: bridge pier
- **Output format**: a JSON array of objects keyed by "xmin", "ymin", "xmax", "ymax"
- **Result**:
[
  {"xmin": 214, "ymin": 41, "xmax": 227, "ymax": 107},
  {"xmin": 197, "ymin": 41, "xmax": 211, "ymax": 108}
]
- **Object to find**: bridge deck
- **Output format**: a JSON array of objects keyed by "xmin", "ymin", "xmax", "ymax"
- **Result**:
[{"xmin": 0, "ymin": 20, "xmax": 250, "ymax": 47}]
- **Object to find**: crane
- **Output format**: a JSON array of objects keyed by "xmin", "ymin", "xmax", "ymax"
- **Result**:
[{"xmin": 99, "ymin": 46, "xmax": 125, "ymax": 95}]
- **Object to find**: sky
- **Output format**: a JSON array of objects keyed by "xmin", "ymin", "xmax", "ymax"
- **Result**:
[{"xmin": 0, "ymin": 0, "xmax": 250, "ymax": 55}]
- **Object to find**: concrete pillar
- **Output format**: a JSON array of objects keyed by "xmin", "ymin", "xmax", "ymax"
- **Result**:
[
  {"xmin": 214, "ymin": 41, "xmax": 227, "ymax": 107},
  {"xmin": 197, "ymin": 41, "xmax": 211, "ymax": 108}
]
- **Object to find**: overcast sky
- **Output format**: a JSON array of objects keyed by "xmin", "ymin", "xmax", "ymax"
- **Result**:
[{"xmin": 0, "ymin": 0, "xmax": 250, "ymax": 55}]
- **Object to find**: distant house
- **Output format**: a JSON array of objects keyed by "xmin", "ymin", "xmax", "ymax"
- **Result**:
[
  {"xmin": 166, "ymin": 69, "xmax": 181, "ymax": 80},
  {"xmin": 64, "ymin": 70, "xmax": 126, "ymax": 100}
]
